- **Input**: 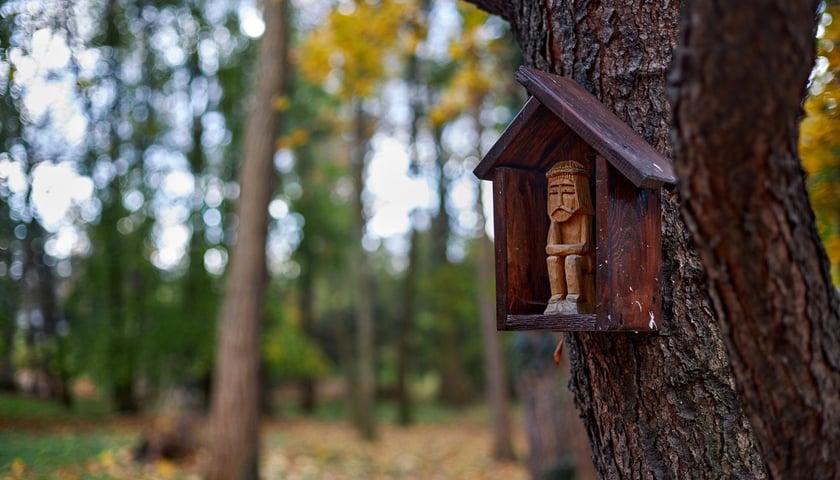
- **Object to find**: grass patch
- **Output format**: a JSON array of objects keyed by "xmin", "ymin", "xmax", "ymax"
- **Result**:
[
  {"xmin": 0, "ymin": 392, "xmax": 112, "ymax": 421},
  {"xmin": 0, "ymin": 430, "xmax": 133, "ymax": 478},
  {"xmin": 0, "ymin": 393, "xmax": 127, "ymax": 478}
]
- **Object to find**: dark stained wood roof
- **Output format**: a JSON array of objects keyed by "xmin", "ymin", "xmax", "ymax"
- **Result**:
[{"xmin": 475, "ymin": 66, "xmax": 676, "ymax": 188}]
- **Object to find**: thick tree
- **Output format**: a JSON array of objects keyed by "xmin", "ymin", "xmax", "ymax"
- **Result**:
[
  {"xmin": 207, "ymin": 0, "xmax": 290, "ymax": 478},
  {"xmin": 670, "ymin": 2, "xmax": 840, "ymax": 476},
  {"xmin": 465, "ymin": 0, "xmax": 839, "ymax": 478}
]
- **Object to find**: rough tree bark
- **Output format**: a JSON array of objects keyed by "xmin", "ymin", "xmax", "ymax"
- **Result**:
[
  {"xmin": 670, "ymin": 2, "xmax": 840, "ymax": 477},
  {"xmin": 464, "ymin": 1, "xmax": 771, "ymax": 477},
  {"xmin": 207, "ymin": 0, "xmax": 289, "ymax": 478}
]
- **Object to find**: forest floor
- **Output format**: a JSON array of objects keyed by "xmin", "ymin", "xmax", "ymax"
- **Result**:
[{"xmin": 1, "ymin": 394, "xmax": 530, "ymax": 479}]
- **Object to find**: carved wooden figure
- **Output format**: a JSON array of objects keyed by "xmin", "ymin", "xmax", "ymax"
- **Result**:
[
  {"xmin": 474, "ymin": 66, "xmax": 677, "ymax": 332},
  {"xmin": 544, "ymin": 160, "xmax": 594, "ymax": 315}
]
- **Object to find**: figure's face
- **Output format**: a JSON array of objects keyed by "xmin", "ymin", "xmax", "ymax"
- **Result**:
[{"xmin": 548, "ymin": 177, "xmax": 577, "ymax": 223}]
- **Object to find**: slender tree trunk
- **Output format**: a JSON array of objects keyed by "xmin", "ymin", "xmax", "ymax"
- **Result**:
[
  {"xmin": 476, "ymin": 166, "xmax": 514, "ymax": 460},
  {"xmin": 295, "ymin": 143, "xmax": 319, "ymax": 414},
  {"xmin": 207, "ymin": 0, "xmax": 289, "ymax": 478},
  {"xmin": 22, "ymin": 219, "xmax": 65, "ymax": 402},
  {"xmin": 396, "ymin": 225, "xmax": 418, "ymax": 425},
  {"xmin": 429, "ymin": 125, "xmax": 450, "ymax": 266},
  {"xmin": 350, "ymin": 99, "xmax": 377, "ymax": 441},
  {"xmin": 464, "ymin": 1, "xmax": 768, "ymax": 477},
  {"xmin": 102, "ymin": 183, "xmax": 137, "ymax": 414},
  {"xmin": 425, "ymin": 123, "xmax": 474, "ymax": 406},
  {"xmin": 477, "ymin": 216, "xmax": 514, "ymax": 460},
  {"xmin": 670, "ymin": 2, "xmax": 840, "ymax": 477},
  {"xmin": 557, "ymin": 349, "xmax": 598, "ymax": 480},
  {"xmin": 0, "ymin": 315, "xmax": 15, "ymax": 391},
  {"xmin": 297, "ymin": 263, "xmax": 318, "ymax": 414},
  {"xmin": 394, "ymin": 6, "xmax": 429, "ymax": 421},
  {"xmin": 514, "ymin": 332, "xmax": 566, "ymax": 479}
]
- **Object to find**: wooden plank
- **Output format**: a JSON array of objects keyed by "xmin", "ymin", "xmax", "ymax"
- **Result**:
[
  {"xmin": 514, "ymin": 66, "xmax": 676, "ymax": 188},
  {"xmin": 507, "ymin": 313, "xmax": 597, "ymax": 331},
  {"xmin": 491, "ymin": 167, "xmax": 510, "ymax": 330},
  {"xmin": 598, "ymin": 155, "xmax": 661, "ymax": 331},
  {"xmin": 493, "ymin": 167, "xmax": 551, "ymax": 329}
]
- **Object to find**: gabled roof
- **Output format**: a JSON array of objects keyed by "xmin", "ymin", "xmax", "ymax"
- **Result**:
[{"xmin": 475, "ymin": 66, "xmax": 676, "ymax": 189}]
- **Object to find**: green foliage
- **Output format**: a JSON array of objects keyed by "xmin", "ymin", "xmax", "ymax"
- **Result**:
[
  {"xmin": 801, "ymin": 5, "xmax": 840, "ymax": 283},
  {"xmin": 414, "ymin": 258, "xmax": 484, "ymax": 397},
  {"xmin": 262, "ymin": 319, "xmax": 332, "ymax": 381},
  {"xmin": 263, "ymin": 292, "xmax": 332, "ymax": 381}
]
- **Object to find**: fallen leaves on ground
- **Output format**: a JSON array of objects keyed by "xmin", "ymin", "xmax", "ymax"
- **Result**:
[
  {"xmin": 4, "ymin": 416, "xmax": 528, "ymax": 479},
  {"xmin": 260, "ymin": 418, "xmax": 528, "ymax": 480}
]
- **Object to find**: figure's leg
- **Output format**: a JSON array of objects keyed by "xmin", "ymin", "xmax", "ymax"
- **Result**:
[
  {"xmin": 545, "ymin": 256, "xmax": 566, "ymax": 314},
  {"xmin": 564, "ymin": 255, "xmax": 584, "ymax": 304}
]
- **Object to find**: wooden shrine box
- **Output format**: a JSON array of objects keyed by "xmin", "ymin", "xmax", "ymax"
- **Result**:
[{"xmin": 474, "ymin": 67, "xmax": 676, "ymax": 332}]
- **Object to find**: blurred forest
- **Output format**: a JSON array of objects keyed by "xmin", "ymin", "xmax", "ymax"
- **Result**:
[
  {"xmin": 1, "ymin": 0, "xmax": 839, "ymax": 477},
  {"xmin": 0, "ymin": 0, "xmax": 523, "ymax": 414}
]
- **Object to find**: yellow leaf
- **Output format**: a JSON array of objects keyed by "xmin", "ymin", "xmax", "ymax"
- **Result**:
[
  {"xmin": 156, "ymin": 459, "xmax": 176, "ymax": 478},
  {"xmin": 290, "ymin": 129, "xmax": 309, "ymax": 147},
  {"xmin": 10, "ymin": 458, "xmax": 26, "ymax": 476},
  {"xmin": 276, "ymin": 137, "xmax": 291, "ymax": 150},
  {"xmin": 273, "ymin": 96, "xmax": 291, "ymax": 112},
  {"xmin": 99, "ymin": 450, "xmax": 115, "ymax": 467}
]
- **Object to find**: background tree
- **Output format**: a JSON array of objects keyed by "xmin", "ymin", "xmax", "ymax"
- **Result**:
[
  {"xmin": 298, "ymin": 0, "xmax": 420, "ymax": 440},
  {"xmin": 438, "ymin": 4, "xmax": 516, "ymax": 459},
  {"xmin": 207, "ymin": 0, "xmax": 290, "ymax": 477}
]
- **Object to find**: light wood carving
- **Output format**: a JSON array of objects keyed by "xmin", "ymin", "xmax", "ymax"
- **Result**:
[{"xmin": 544, "ymin": 160, "xmax": 595, "ymax": 315}]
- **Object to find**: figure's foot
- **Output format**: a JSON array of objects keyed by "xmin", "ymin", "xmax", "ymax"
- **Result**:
[
  {"xmin": 544, "ymin": 294, "xmax": 566, "ymax": 315},
  {"xmin": 565, "ymin": 294, "xmax": 580, "ymax": 304},
  {"xmin": 557, "ymin": 298, "xmax": 580, "ymax": 315},
  {"xmin": 548, "ymin": 294, "xmax": 565, "ymax": 304}
]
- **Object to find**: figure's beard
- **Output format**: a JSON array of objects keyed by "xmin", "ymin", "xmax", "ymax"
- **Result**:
[{"xmin": 550, "ymin": 205, "xmax": 576, "ymax": 223}]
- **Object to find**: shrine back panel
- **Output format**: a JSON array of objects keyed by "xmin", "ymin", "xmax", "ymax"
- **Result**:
[{"xmin": 491, "ymin": 166, "xmax": 550, "ymax": 329}]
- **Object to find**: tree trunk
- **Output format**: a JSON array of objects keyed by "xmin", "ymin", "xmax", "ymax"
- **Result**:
[
  {"xmin": 22, "ymin": 219, "xmax": 65, "ymax": 402},
  {"xmin": 670, "ymin": 2, "xmax": 840, "ymax": 477},
  {"xmin": 207, "ymin": 0, "xmax": 289, "ymax": 478},
  {"xmin": 464, "ymin": 1, "xmax": 768, "ymax": 477},
  {"xmin": 514, "ymin": 332, "xmax": 566, "ymax": 479},
  {"xmin": 295, "ymin": 142, "xmax": 320, "ymax": 415},
  {"xmin": 478, "ymin": 232, "xmax": 515, "ymax": 460},
  {"xmin": 297, "ymin": 265, "xmax": 318, "ymax": 414},
  {"xmin": 0, "ymin": 313, "xmax": 16, "ymax": 391},
  {"xmin": 350, "ymin": 99, "xmax": 377, "ymax": 441},
  {"xmin": 476, "ymin": 169, "xmax": 514, "ymax": 460},
  {"xmin": 101, "ymin": 183, "xmax": 138, "ymax": 414},
  {"xmin": 396, "ymin": 225, "xmax": 419, "ymax": 426}
]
